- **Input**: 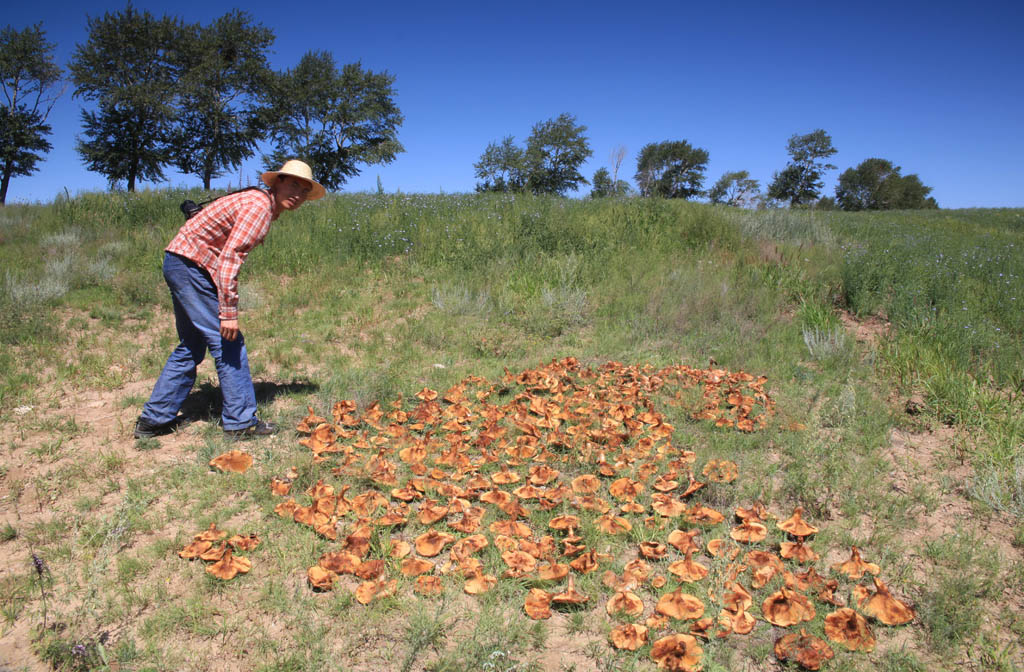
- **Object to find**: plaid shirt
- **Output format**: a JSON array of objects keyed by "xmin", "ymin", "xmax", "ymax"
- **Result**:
[{"xmin": 166, "ymin": 189, "xmax": 275, "ymax": 321}]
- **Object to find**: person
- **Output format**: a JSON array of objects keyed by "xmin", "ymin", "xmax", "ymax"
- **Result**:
[{"xmin": 134, "ymin": 159, "xmax": 325, "ymax": 439}]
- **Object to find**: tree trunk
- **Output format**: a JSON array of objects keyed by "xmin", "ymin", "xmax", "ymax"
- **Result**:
[
  {"xmin": 127, "ymin": 164, "xmax": 137, "ymax": 192},
  {"xmin": 203, "ymin": 169, "xmax": 212, "ymax": 191},
  {"xmin": 0, "ymin": 164, "xmax": 11, "ymax": 205}
]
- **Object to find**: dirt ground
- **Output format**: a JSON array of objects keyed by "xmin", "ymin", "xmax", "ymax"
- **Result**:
[{"xmin": 1, "ymin": 316, "xmax": 1022, "ymax": 671}]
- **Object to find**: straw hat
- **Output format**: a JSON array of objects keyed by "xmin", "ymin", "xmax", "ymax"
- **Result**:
[{"xmin": 261, "ymin": 159, "xmax": 326, "ymax": 200}]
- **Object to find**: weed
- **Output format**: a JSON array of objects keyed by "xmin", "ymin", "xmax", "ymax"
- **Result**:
[{"xmin": 0, "ymin": 522, "xmax": 16, "ymax": 542}]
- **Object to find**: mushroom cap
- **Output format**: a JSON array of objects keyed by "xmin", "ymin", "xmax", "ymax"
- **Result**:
[
  {"xmin": 609, "ymin": 477, "xmax": 644, "ymax": 501},
  {"xmin": 389, "ymin": 540, "xmax": 412, "ymax": 559},
  {"xmin": 206, "ymin": 548, "xmax": 251, "ymax": 580},
  {"xmin": 824, "ymin": 607, "xmax": 876, "ymax": 651},
  {"xmin": 651, "ymin": 495, "xmax": 687, "ymax": 517},
  {"xmin": 524, "ymin": 588, "xmax": 553, "ymax": 620},
  {"xmin": 596, "ymin": 513, "xmax": 632, "ymax": 534},
  {"xmin": 639, "ymin": 541, "xmax": 668, "ymax": 560},
  {"xmin": 463, "ymin": 570, "xmax": 498, "ymax": 595},
  {"xmin": 569, "ymin": 549, "xmax": 602, "ymax": 574},
  {"xmin": 685, "ymin": 505, "xmax": 725, "ymax": 524},
  {"xmin": 650, "ymin": 633, "xmax": 703, "ymax": 671},
  {"xmin": 729, "ymin": 521, "xmax": 767, "ymax": 544},
  {"xmin": 832, "ymin": 545, "xmax": 880, "ymax": 579},
  {"xmin": 307, "ymin": 565, "xmax": 337, "ymax": 590},
  {"xmin": 415, "ymin": 529, "xmax": 455, "ymax": 557},
  {"xmin": 609, "ymin": 623, "xmax": 649, "ymax": 651},
  {"xmin": 551, "ymin": 574, "xmax": 590, "ymax": 606},
  {"xmin": 862, "ymin": 577, "xmax": 915, "ymax": 626},
  {"xmin": 762, "ymin": 587, "xmax": 816, "ymax": 627},
  {"xmin": 706, "ymin": 538, "xmax": 740, "ymax": 560},
  {"xmin": 194, "ymin": 523, "xmax": 228, "ymax": 542},
  {"xmin": 209, "ymin": 449, "xmax": 253, "ymax": 473},
  {"xmin": 178, "ymin": 540, "xmax": 212, "ymax": 559},
  {"xmin": 548, "ymin": 514, "xmax": 581, "ymax": 531},
  {"xmin": 414, "ymin": 575, "xmax": 442, "ymax": 596},
  {"xmin": 538, "ymin": 560, "xmax": 570, "ymax": 581},
  {"xmin": 667, "ymin": 550, "xmax": 709, "ymax": 583},
  {"xmin": 501, "ymin": 550, "xmax": 538, "ymax": 576},
  {"xmin": 400, "ymin": 557, "xmax": 435, "ymax": 577},
  {"xmin": 656, "ymin": 589, "xmax": 706, "ymax": 620},
  {"xmin": 355, "ymin": 578, "xmax": 397, "ymax": 604},
  {"xmin": 774, "ymin": 628, "xmax": 835, "ymax": 670},
  {"xmin": 571, "ymin": 474, "xmax": 601, "ymax": 494},
  {"xmin": 605, "ymin": 589, "xmax": 645, "ymax": 617},
  {"xmin": 729, "ymin": 607, "xmax": 756, "ymax": 635},
  {"xmin": 319, "ymin": 550, "xmax": 361, "ymax": 574},
  {"xmin": 722, "ymin": 581, "xmax": 753, "ymax": 613},
  {"xmin": 780, "ymin": 539, "xmax": 820, "ymax": 564},
  {"xmin": 354, "ymin": 558, "xmax": 387, "ymax": 580},
  {"xmin": 667, "ymin": 529, "xmax": 701, "ymax": 554},
  {"xmin": 777, "ymin": 506, "xmax": 819, "ymax": 537}
]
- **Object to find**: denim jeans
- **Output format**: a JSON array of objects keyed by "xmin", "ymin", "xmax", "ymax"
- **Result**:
[{"xmin": 140, "ymin": 252, "xmax": 258, "ymax": 430}]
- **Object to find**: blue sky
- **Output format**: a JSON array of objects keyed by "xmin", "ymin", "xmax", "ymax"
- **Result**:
[{"xmin": 4, "ymin": 0, "xmax": 1023, "ymax": 207}]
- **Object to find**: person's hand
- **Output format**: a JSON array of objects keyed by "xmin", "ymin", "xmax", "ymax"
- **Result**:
[{"xmin": 220, "ymin": 319, "xmax": 239, "ymax": 341}]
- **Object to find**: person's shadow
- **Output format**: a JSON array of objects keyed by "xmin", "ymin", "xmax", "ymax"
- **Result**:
[{"xmin": 179, "ymin": 380, "xmax": 320, "ymax": 424}]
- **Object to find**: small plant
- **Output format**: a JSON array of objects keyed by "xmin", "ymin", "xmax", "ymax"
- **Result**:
[
  {"xmin": 802, "ymin": 326, "xmax": 847, "ymax": 360},
  {"xmin": 0, "ymin": 522, "xmax": 16, "ymax": 541}
]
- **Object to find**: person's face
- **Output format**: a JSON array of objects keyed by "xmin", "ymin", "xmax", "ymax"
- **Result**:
[{"xmin": 274, "ymin": 175, "xmax": 312, "ymax": 210}]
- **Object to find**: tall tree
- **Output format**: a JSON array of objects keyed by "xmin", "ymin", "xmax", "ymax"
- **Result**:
[
  {"xmin": 172, "ymin": 11, "xmax": 274, "ymax": 190},
  {"xmin": 70, "ymin": 6, "xmax": 182, "ymax": 191},
  {"xmin": 474, "ymin": 135, "xmax": 526, "ymax": 192},
  {"xmin": 766, "ymin": 129, "xmax": 837, "ymax": 206},
  {"xmin": 0, "ymin": 23, "xmax": 63, "ymax": 205},
  {"xmin": 264, "ymin": 51, "xmax": 403, "ymax": 190},
  {"xmin": 524, "ymin": 113, "xmax": 592, "ymax": 195},
  {"xmin": 708, "ymin": 170, "xmax": 760, "ymax": 207},
  {"xmin": 590, "ymin": 166, "xmax": 630, "ymax": 198},
  {"xmin": 835, "ymin": 158, "xmax": 937, "ymax": 210},
  {"xmin": 634, "ymin": 140, "xmax": 709, "ymax": 199}
]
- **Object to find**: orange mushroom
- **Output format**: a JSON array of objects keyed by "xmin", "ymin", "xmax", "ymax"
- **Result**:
[
  {"xmin": 656, "ymin": 589, "xmax": 705, "ymax": 621},
  {"xmin": 650, "ymin": 633, "xmax": 703, "ymax": 671},
  {"xmin": 537, "ymin": 559, "xmax": 570, "ymax": 581},
  {"xmin": 307, "ymin": 565, "xmax": 337, "ymax": 591},
  {"xmin": 761, "ymin": 587, "xmax": 816, "ymax": 627},
  {"xmin": 415, "ymin": 575, "xmax": 442, "ymax": 596},
  {"xmin": 596, "ymin": 513, "xmax": 632, "ymax": 534},
  {"xmin": 667, "ymin": 548, "xmax": 709, "ymax": 582},
  {"xmin": 501, "ymin": 550, "xmax": 537, "ymax": 578},
  {"xmin": 729, "ymin": 521, "xmax": 767, "ymax": 544},
  {"xmin": 639, "ymin": 541, "xmax": 668, "ymax": 560},
  {"xmin": 414, "ymin": 529, "xmax": 455, "ymax": 557},
  {"xmin": 701, "ymin": 459, "xmax": 738, "ymax": 483},
  {"xmin": 606, "ymin": 590, "xmax": 645, "ymax": 617},
  {"xmin": 780, "ymin": 538, "xmax": 819, "ymax": 564},
  {"xmin": 319, "ymin": 550, "xmax": 361, "ymax": 574},
  {"xmin": 722, "ymin": 581, "xmax": 753, "ymax": 613},
  {"xmin": 777, "ymin": 506, "xmax": 819, "ymax": 537},
  {"xmin": 524, "ymin": 588, "xmax": 553, "ymax": 620},
  {"xmin": 355, "ymin": 578, "xmax": 397, "ymax": 604},
  {"xmin": 824, "ymin": 607, "xmax": 876, "ymax": 651},
  {"xmin": 859, "ymin": 577, "xmax": 915, "ymax": 626},
  {"xmin": 609, "ymin": 623, "xmax": 649, "ymax": 651},
  {"xmin": 206, "ymin": 547, "xmax": 251, "ymax": 580},
  {"xmin": 831, "ymin": 545, "xmax": 880, "ymax": 579},
  {"xmin": 774, "ymin": 629, "xmax": 834, "ymax": 671},
  {"xmin": 551, "ymin": 575, "xmax": 590, "ymax": 608},
  {"xmin": 178, "ymin": 540, "xmax": 212, "ymax": 559},
  {"xmin": 400, "ymin": 557, "xmax": 435, "ymax": 577},
  {"xmin": 463, "ymin": 570, "xmax": 498, "ymax": 595},
  {"xmin": 667, "ymin": 529, "xmax": 701, "ymax": 554},
  {"xmin": 209, "ymin": 449, "xmax": 253, "ymax": 473}
]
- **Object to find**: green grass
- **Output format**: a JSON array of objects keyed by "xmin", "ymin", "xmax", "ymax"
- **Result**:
[{"xmin": 1, "ymin": 192, "xmax": 1023, "ymax": 671}]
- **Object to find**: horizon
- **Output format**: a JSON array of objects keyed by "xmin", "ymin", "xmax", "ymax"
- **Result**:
[{"xmin": 3, "ymin": 0, "xmax": 1022, "ymax": 209}]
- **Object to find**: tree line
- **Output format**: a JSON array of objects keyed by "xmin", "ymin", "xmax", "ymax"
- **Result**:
[
  {"xmin": 3, "ymin": 12, "xmax": 936, "ymax": 210},
  {"xmin": 476, "ymin": 121, "xmax": 937, "ymax": 210},
  {"xmin": 0, "ymin": 9, "xmax": 402, "ymax": 204}
]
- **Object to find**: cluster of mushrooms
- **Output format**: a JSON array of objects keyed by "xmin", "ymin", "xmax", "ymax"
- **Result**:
[
  {"xmin": 177, "ymin": 523, "xmax": 259, "ymax": 580},
  {"xmin": 250, "ymin": 357, "xmax": 909, "ymax": 669}
]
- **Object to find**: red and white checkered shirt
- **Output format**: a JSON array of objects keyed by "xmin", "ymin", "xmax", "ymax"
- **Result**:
[{"xmin": 165, "ymin": 189, "xmax": 275, "ymax": 321}]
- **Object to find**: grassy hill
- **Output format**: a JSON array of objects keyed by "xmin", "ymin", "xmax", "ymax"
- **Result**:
[{"xmin": 0, "ymin": 193, "xmax": 1021, "ymax": 671}]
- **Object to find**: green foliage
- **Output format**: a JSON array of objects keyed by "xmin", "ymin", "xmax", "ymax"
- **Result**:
[
  {"xmin": 634, "ymin": 140, "xmax": 709, "ymax": 199},
  {"xmin": 476, "ymin": 114, "xmax": 592, "ymax": 196},
  {"xmin": 0, "ymin": 23, "xmax": 62, "ymax": 204},
  {"xmin": 590, "ymin": 167, "xmax": 630, "ymax": 198},
  {"xmin": 474, "ymin": 136, "xmax": 527, "ymax": 193},
  {"xmin": 70, "ymin": 7, "xmax": 184, "ymax": 191},
  {"xmin": 171, "ymin": 11, "xmax": 274, "ymax": 189},
  {"xmin": 835, "ymin": 158, "xmax": 938, "ymax": 211},
  {"xmin": 767, "ymin": 129, "xmax": 837, "ymax": 206},
  {"xmin": 264, "ymin": 51, "xmax": 404, "ymax": 190},
  {"xmin": 524, "ymin": 113, "xmax": 592, "ymax": 195},
  {"xmin": 707, "ymin": 170, "xmax": 760, "ymax": 207}
]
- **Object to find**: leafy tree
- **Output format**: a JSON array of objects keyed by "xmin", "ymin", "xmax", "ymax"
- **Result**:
[
  {"xmin": 634, "ymin": 140, "xmax": 709, "ymax": 199},
  {"xmin": 0, "ymin": 23, "xmax": 63, "ymax": 205},
  {"xmin": 171, "ymin": 11, "xmax": 273, "ymax": 189},
  {"xmin": 474, "ymin": 135, "xmax": 526, "ymax": 192},
  {"xmin": 835, "ymin": 158, "xmax": 937, "ymax": 210},
  {"xmin": 766, "ymin": 129, "xmax": 837, "ymax": 206},
  {"xmin": 264, "ymin": 51, "xmax": 403, "ymax": 191},
  {"xmin": 708, "ymin": 170, "xmax": 760, "ymax": 207},
  {"xmin": 70, "ymin": 7, "xmax": 183, "ymax": 191},
  {"xmin": 524, "ymin": 113, "xmax": 592, "ymax": 195},
  {"xmin": 590, "ymin": 167, "xmax": 630, "ymax": 198}
]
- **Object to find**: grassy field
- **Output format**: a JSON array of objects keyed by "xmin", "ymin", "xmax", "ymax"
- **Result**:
[{"xmin": 0, "ymin": 192, "xmax": 1022, "ymax": 671}]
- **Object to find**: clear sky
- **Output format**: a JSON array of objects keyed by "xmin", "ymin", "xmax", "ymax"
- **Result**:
[{"xmin": 4, "ymin": 0, "xmax": 1023, "ymax": 208}]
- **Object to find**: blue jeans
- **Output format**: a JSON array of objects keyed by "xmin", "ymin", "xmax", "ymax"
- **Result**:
[{"xmin": 140, "ymin": 252, "xmax": 258, "ymax": 430}]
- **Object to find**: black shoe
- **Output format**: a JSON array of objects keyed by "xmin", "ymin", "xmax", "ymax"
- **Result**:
[
  {"xmin": 224, "ymin": 420, "xmax": 278, "ymax": 440},
  {"xmin": 134, "ymin": 416, "xmax": 179, "ymax": 439}
]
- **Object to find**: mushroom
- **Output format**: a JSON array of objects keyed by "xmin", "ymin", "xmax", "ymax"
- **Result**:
[
  {"xmin": 463, "ymin": 570, "xmax": 498, "ymax": 595},
  {"xmin": 639, "ymin": 541, "xmax": 668, "ymax": 560},
  {"xmin": 178, "ymin": 540, "xmax": 212, "ymax": 559},
  {"xmin": 734, "ymin": 501, "xmax": 769, "ymax": 523},
  {"xmin": 571, "ymin": 474, "xmax": 601, "ymax": 494},
  {"xmin": 569, "ymin": 549, "xmax": 602, "ymax": 574},
  {"xmin": 551, "ymin": 575, "xmax": 590, "ymax": 608},
  {"xmin": 684, "ymin": 505, "xmax": 725, "ymax": 524},
  {"xmin": 667, "ymin": 548, "xmax": 709, "ymax": 582},
  {"xmin": 722, "ymin": 581, "xmax": 753, "ymax": 613},
  {"xmin": 609, "ymin": 477, "xmax": 644, "ymax": 501},
  {"xmin": 729, "ymin": 521, "xmax": 767, "ymax": 544},
  {"xmin": 354, "ymin": 558, "xmax": 387, "ymax": 580},
  {"xmin": 859, "ymin": 577, "xmax": 915, "ymax": 626},
  {"xmin": 524, "ymin": 588, "xmax": 553, "ymax": 620},
  {"xmin": 831, "ymin": 545, "xmax": 880, "ymax": 579},
  {"xmin": 400, "ymin": 557, "xmax": 435, "ymax": 577},
  {"xmin": 193, "ymin": 523, "xmax": 228, "ymax": 542},
  {"xmin": 319, "ymin": 550, "xmax": 361, "ymax": 574},
  {"xmin": 701, "ymin": 459, "xmax": 738, "ymax": 483},
  {"xmin": 774, "ymin": 629, "xmax": 834, "ymax": 670},
  {"xmin": 620, "ymin": 501, "xmax": 646, "ymax": 514},
  {"xmin": 651, "ymin": 495, "xmax": 687, "ymax": 517},
  {"xmin": 656, "ymin": 589, "xmax": 705, "ymax": 621},
  {"xmin": 777, "ymin": 506, "xmax": 819, "ymax": 538},
  {"xmin": 596, "ymin": 513, "xmax": 632, "ymax": 534},
  {"xmin": 206, "ymin": 547, "xmax": 251, "ymax": 580},
  {"xmin": 606, "ymin": 590, "xmax": 645, "ymax": 617},
  {"xmin": 355, "ymin": 578, "xmax": 397, "ymax": 604},
  {"xmin": 667, "ymin": 529, "xmax": 701, "ymax": 554},
  {"xmin": 706, "ymin": 538, "xmax": 740, "ymax": 560},
  {"xmin": 650, "ymin": 633, "xmax": 703, "ymax": 671},
  {"xmin": 389, "ymin": 540, "xmax": 412, "ymax": 559},
  {"xmin": 780, "ymin": 538, "xmax": 819, "ymax": 564},
  {"xmin": 307, "ymin": 565, "xmax": 337, "ymax": 591},
  {"xmin": 609, "ymin": 623, "xmax": 649, "ymax": 651},
  {"xmin": 548, "ymin": 514, "xmax": 581, "ymax": 532},
  {"xmin": 824, "ymin": 607, "xmax": 876, "ymax": 651},
  {"xmin": 415, "ymin": 529, "xmax": 455, "ymax": 557},
  {"xmin": 762, "ymin": 587, "xmax": 815, "ymax": 627},
  {"xmin": 415, "ymin": 575, "xmax": 442, "ymax": 596},
  {"xmin": 417, "ymin": 500, "xmax": 449, "ymax": 525},
  {"xmin": 209, "ymin": 449, "xmax": 253, "ymax": 473},
  {"xmin": 501, "ymin": 550, "xmax": 537, "ymax": 578},
  {"xmin": 537, "ymin": 559, "xmax": 570, "ymax": 581}
]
